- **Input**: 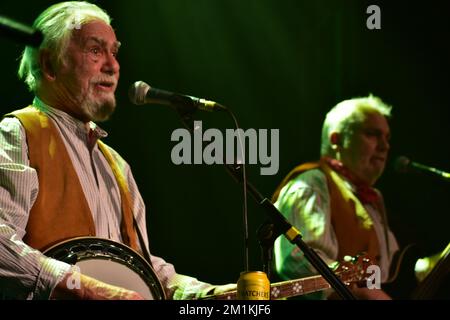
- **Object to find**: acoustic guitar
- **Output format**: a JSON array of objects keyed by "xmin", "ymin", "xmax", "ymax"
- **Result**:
[{"xmin": 384, "ymin": 243, "xmax": 450, "ymax": 299}]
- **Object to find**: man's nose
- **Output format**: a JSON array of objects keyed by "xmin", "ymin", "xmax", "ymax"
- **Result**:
[
  {"xmin": 378, "ymin": 136, "xmax": 390, "ymax": 151},
  {"xmin": 101, "ymin": 53, "xmax": 120, "ymax": 76}
]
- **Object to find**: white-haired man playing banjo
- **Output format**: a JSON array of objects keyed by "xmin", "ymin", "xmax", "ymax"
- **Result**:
[{"xmin": 0, "ymin": 1, "xmax": 233, "ymax": 300}]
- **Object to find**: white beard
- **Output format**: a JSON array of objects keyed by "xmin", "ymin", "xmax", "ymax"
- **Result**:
[{"xmin": 80, "ymin": 90, "xmax": 116, "ymax": 122}]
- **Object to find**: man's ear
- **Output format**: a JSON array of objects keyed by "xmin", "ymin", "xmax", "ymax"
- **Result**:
[
  {"xmin": 39, "ymin": 49, "xmax": 57, "ymax": 81},
  {"xmin": 330, "ymin": 132, "xmax": 341, "ymax": 148}
]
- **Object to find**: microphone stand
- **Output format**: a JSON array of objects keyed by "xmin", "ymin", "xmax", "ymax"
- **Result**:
[{"xmin": 173, "ymin": 105, "xmax": 356, "ymax": 300}]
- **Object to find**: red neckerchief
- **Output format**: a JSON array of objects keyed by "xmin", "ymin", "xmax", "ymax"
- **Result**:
[{"xmin": 322, "ymin": 157, "xmax": 380, "ymax": 205}]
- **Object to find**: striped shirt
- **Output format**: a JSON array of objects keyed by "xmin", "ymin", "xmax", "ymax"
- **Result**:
[{"xmin": 0, "ymin": 97, "xmax": 214, "ymax": 299}]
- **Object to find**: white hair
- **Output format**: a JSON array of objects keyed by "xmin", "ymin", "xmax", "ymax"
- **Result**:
[
  {"xmin": 320, "ymin": 94, "xmax": 392, "ymax": 156},
  {"xmin": 18, "ymin": 1, "xmax": 111, "ymax": 92}
]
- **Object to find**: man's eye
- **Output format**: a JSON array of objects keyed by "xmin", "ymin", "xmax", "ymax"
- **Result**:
[
  {"xmin": 90, "ymin": 47, "xmax": 102, "ymax": 55},
  {"xmin": 364, "ymin": 130, "xmax": 378, "ymax": 136}
]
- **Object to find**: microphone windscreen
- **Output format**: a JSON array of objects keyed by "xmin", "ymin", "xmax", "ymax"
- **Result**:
[
  {"xmin": 393, "ymin": 156, "xmax": 410, "ymax": 173},
  {"xmin": 128, "ymin": 81, "xmax": 150, "ymax": 105}
]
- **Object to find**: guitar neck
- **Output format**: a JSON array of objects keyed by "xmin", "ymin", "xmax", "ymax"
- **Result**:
[
  {"xmin": 205, "ymin": 256, "xmax": 368, "ymax": 300},
  {"xmin": 210, "ymin": 275, "xmax": 332, "ymax": 300}
]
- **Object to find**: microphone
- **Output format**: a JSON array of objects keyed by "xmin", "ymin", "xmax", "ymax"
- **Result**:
[
  {"xmin": 394, "ymin": 156, "xmax": 450, "ymax": 181},
  {"xmin": 0, "ymin": 15, "xmax": 43, "ymax": 47},
  {"xmin": 128, "ymin": 81, "xmax": 226, "ymax": 112}
]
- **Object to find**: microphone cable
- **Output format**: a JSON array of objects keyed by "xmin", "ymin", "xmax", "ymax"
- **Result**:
[{"xmin": 222, "ymin": 106, "xmax": 250, "ymax": 272}]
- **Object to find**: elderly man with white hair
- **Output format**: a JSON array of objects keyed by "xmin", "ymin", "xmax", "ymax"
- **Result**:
[{"xmin": 0, "ymin": 1, "xmax": 234, "ymax": 300}]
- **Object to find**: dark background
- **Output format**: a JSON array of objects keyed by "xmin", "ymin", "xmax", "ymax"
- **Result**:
[{"xmin": 0, "ymin": 0, "xmax": 448, "ymax": 298}]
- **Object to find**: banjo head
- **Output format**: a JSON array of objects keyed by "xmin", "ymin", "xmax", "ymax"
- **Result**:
[{"xmin": 44, "ymin": 237, "xmax": 166, "ymax": 300}]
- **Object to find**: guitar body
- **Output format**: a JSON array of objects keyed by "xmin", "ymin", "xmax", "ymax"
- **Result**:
[
  {"xmin": 384, "ymin": 243, "xmax": 450, "ymax": 299},
  {"xmin": 412, "ymin": 242, "xmax": 450, "ymax": 299},
  {"xmin": 43, "ymin": 237, "xmax": 166, "ymax": 300},
  {"xmin": 383, "ymin": 244, "xmax": 422, "ymax": 299}
]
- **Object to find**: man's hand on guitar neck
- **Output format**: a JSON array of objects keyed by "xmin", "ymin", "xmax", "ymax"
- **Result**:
[{"xmin": 50, "ymin": 269, "xmax": 145, "ymax": 300}]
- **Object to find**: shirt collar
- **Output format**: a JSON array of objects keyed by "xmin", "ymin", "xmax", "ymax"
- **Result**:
[{"xmin": 33, "ymin": 96, "xmax": 108, "ymax": 140}]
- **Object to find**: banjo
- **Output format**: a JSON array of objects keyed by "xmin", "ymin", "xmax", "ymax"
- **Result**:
[{"xmin": 43, "ymin": 236, "xmax": 166, "ymax": 300}]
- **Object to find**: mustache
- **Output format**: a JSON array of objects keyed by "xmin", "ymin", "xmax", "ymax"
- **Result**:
[{"xmin": 91, "ymin": 76, "xmax": 117, "ymax": 86}]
